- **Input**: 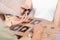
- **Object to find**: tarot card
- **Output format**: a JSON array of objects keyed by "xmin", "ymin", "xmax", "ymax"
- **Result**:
[
  {"xmin": 30, "ymin": 20, "xmax": 42, "ymax": 25},
  {"xmin": 19, "ymin": 26, "xmax": 30, "ymax": 32},
  {"xmin": 16, "ymin": 35, "xmax": 23, "ymax": 39},
  {"xmin": 10, "ymin": 25, "xmax": 22, "ymax": 31},
  {"xmin": 22, "ymin": 18, "xmax": 33, "ymax": 24}
]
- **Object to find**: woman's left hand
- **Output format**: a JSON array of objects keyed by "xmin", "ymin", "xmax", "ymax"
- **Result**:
[{"xmin": 11, "ymin": 13, "xmax": 29, "ymax": 25}]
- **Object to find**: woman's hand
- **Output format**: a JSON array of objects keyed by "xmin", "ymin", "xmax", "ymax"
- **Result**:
[
  {"xmin": 10, "ymin": 13, "xmax": 29, "ymax": 25},
  {"xmin": 33, "ymin": 24, "xmax": 44, "ymax": 33},
  {"xmin": 32, "ymin": 24, "xmax": 44, "ymax": 40},
  {"xmin": 5, "ymin": 13, "xmax": 29, "ymax": 26}
]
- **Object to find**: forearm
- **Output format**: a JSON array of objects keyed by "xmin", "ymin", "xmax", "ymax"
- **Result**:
[
  {"xmin": 53, "ymin": 0, "xmax": 60, "ymax": 27},
  {"xmin": 54, "ymin": 13, "xmax": 60, "ymax": 27}
]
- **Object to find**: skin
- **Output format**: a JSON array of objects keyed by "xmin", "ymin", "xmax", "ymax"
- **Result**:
[
  {"xmin": 7, "ymin": 0, "xmax": 60, "ymax": 27},
  {"xmin": 5, "ymin": 13, "xmax": 28, "ymax": 26},
  {"xmin": 5, "ymin": 0, "xmax": 60, "ymax": 40},
  {"xmin": 21, "ymin": 0, "xmax": 60, "ymax": 40},
  {"xmin": 31, "ymin": 24, "xmax": 44, "ymax": 40},
  {"xmin": 53, "ymin": 0, "xmax": 60, "ymax": 27}
]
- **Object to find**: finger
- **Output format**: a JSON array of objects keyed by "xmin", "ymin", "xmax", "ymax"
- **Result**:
[
  {"xmin": 19, "ymin": 12, "xmax": 28, "ymax": 23},
  {"xmin": 19, "ymin": 15, "xmax": 26, "ymax": 22}
]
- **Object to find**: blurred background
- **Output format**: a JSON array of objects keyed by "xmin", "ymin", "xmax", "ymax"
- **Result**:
[{"xmin": 0, "ymin": 0, "xmax": 35, "ymax": 17}]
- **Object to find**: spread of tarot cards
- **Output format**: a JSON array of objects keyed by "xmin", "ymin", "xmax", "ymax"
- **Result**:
[{"xmin": 10, "ymin": 18, "xmax": 58, "ymax": 40}]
